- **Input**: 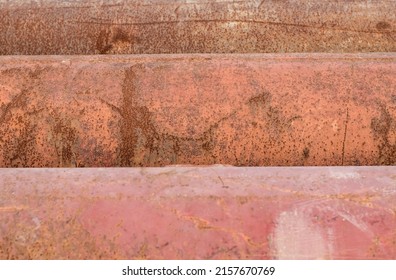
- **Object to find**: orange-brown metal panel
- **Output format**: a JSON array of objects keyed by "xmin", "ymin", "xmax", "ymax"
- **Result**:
[
  {"xmin": 0, "ymin": 166, "xmax": 395, "ymax": 259},
  {"xmin": 0, "ymin": 53, "xmax": 395, "ymax": 167},
  {"xmin": 0, "ymin": 0, "xmax": 395, "ymax": 55}
]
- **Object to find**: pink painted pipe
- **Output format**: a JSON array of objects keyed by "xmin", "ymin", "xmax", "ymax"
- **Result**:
[{"xmin": 1, "ymin": 166, "xmax": 395, "ymax": 259}]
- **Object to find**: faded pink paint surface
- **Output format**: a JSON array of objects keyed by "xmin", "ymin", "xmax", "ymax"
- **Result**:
[{"xmin": 1, "ymin": 166, "xmax": 395, "ymax": 259}]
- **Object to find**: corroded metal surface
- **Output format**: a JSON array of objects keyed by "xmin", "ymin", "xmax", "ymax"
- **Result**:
[
  {"xmin": 1, "ymin": 53, "xmax": 396, "ymax": 167},
  {"xmin": 0, "ymin": 166, "xmax": 395, "ymax": 259},
  {"xmin": 0, "ymin": 0, "xmax": 395, "ymax": 55}
]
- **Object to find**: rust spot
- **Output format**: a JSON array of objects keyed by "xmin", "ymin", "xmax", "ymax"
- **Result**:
[
  {"xmin": 186, "ymin": 216, "xmax": 213, "ymax": 230},
  {"xmin": 376, "ymin": 21, "xmax": 391, "ymax": 30},
  {"xmin": 237, "ymin": 196, "xmax": 250, "ymax": 205},
  {"xmin": 0, "ymin": 89, "xmax": 41, "ymax": 167},
  {"xmin": 248, "ymin": 91, "xmax": 272, "ymax": 108},
  {"xmin": 0, "ymin": 214, "xmax": 124, "ymax": 259},
  {"xmin": 370, "ymin": 104, "xmax": 396, "ymax": 165},
  {"xmin": 136, "ymin": 243, "xmax": 149, "ymax": 260},
  {"xmin": 51, "ymin": 116, "xmax": 78, "ymax": 167},
  {"xmin": 120, "ymin": 64, "xmax": 157, "ymax": 166},
  {"xmin": 96, "ymin": 29, "xmax": 112, "ymax": 54},
  {"xmin": 117, "ymin": 65, "xmax": 222, "ymax": 166},
  {"xmin": 248, "ymin": 91, "xmax": 296, "ymax": 140},
  {"xmin": 112, "ymin": 28, "xmax": 129, "ymax": 43},
  {"xmin": 0, "ymin": 206, "xmax": 27, "ymax": 212},
  {"xmin": 96, "ymin": 27, "xmax": 137, "ymax": 54},
  {"xmin": 303, "ymin": 147, "xmax": 310, "ymax": 159}
]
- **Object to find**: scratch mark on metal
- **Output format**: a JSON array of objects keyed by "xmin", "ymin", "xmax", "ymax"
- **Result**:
[
  {"xmin": 342, "ymin": 107, "xmax": 349, "ymax": 166},
  {"xmin": 0, "ymin": 206, "xmax": 28, "ymax": 212},
  {"xmin": 70, "ymin": 19, "xmax": 396, "ymax": 35}
]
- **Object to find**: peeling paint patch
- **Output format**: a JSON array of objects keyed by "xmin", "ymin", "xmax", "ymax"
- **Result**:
[
  {"xmin": 329, "ymin": 171, "xmax": 361, "ymax": 179},
  {"xmin": 272, "ymin": 211, "xmax": 330, "ymax": 259}
]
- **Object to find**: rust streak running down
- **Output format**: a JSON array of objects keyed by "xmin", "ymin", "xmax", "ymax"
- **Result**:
[{"xmin": 0, "ymin": 53, "xmax": 395, "ymax": 167}]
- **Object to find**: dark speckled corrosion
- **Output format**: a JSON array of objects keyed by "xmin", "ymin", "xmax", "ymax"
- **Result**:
[
  {"xmin": 0, "ymin": 166, "xmax": 396, "ymax": 259},
  {"xmin": 0, "ymin": 53, "xmax": 396, "ymax": 167},
  {"xmin": 0, "ymin": 0, "xmax": 395, "ymax": 55}
]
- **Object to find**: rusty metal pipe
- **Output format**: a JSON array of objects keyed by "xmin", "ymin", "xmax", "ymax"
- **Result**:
[
  {"xmin": 0, "ymin": 0, "xmax": 395, "ymax": 55},
  {"xmin": 1, "ymin": 166, "xmax": 395, "ymax": 259},
  {"xmin": 1, "ymin": 53, "xmax": 396, "ymax": 167}
]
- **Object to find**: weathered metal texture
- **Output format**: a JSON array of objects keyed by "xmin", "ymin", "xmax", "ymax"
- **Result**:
[
  {"xmin": 1, "ymin": 53, "xmax": 396, "ymax": 167},
  {"xmin": 0, "ymin": 166, "xmax": 395, "ymax": 259},
  {"xmin": 0, "ymin": 0, "xmax": 395, "ymax": 55}
]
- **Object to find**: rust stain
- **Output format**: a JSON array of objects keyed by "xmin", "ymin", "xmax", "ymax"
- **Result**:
[
  {"xmin": 0, "ymin": 55, "xmax": 396, "ymax": 167},
  {"xmin": 51, "ymin": 116, "xmax": 78, "ymax": 167},
  {"xmin": 0, "ymin": 54, "xmax": 395, "ymax": 167},
  {"xmin": 119, "ymin": 64, "xmax": 156, "ymax": 166},
  {"xmin": 0, "ymin": 214, "xmax": 125, "ymax": 259},
  {"xmin": 183, "ymin": 215, "xmax": 214, "ymax": 230},
  {"xmin": 341, "ymin": 107, "xmax": 349, "ymax": 166},
  {"xmin": 0, "ymin": 206, "xmax": 28, "ymax": 212},
  {"xmin": 376, "ymin": 21, "xmax": 392, "ymax": 31},
  {"xmin": 370, "ymin": 104, "xmax": 396, "ymax": 165},
  {"xmin": 0, "ymin": 0, "xmax": 395, "ymax": 55},
  {"xmin": 172, "ymin": 209, "xmax": 263, "ymax": 249},
  {"xmin": 103, "ymin": 65, "xmax": 235, "ymax": 166}
]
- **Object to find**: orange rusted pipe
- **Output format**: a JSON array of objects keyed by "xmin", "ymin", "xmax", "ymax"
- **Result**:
[
  {"xmin": 0, "ymin": 53, "xmax": 395, "ymax": 167},
  {"xmin": 0, "ymin": 166, "xmax": 395, "ymax": 259},
  {"xmin": 0, "ymin": 0, "xmax": 395, "ymax": 55}
]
